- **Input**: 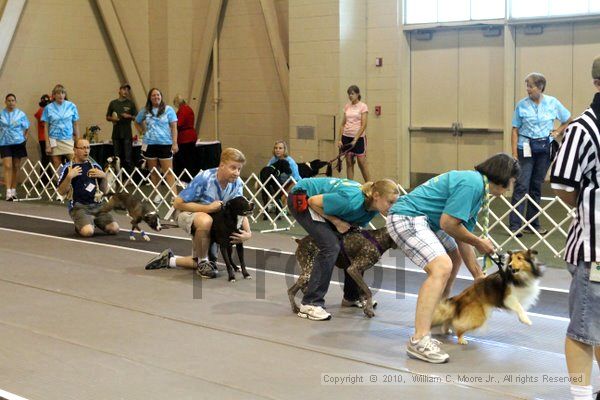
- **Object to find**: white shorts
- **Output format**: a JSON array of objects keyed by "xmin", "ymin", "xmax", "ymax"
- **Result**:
[{"xmin": 386, "ymin": 214, "xmax": 457, "ymax": 269}]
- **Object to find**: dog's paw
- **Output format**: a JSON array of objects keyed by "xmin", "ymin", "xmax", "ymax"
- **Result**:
[
  {"xmin": 129, "ymin": 236, "xmax": 136, "ymax": 241},
  {"xmin": 520, "ymin": 315, "xmax": 533, "ymax": 326},
  {"xmin": 228, "ymin": 277, "xmax": 236, "ymax": 283},
  {"xmin": 142, "ymin": 235, "xmax": 151, "ymax": 242},
  {"xmin": 243, "ymin": 273, "xmax": 252, "ymax": 280},
  {"xmin": 363, "ymin": 308, "xmax": 375, "ymax": 318},
  {"xmin": 458, "ymin": 337, "xmax": 469, "ymax": 345}
]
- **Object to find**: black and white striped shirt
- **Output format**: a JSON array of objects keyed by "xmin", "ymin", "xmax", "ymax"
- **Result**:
[{"xmin": 551, "ymin": 92, "xmax": 600, "ymax": 264}]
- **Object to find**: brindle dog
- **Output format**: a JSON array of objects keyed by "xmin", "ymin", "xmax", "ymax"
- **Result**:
[
  {"xmin": 288, "ymin": 226, "xmax": 396, "ymax": 318},
  {"xmin": 100, "ymin": 192, "xmax": 161, "ymax": 241}
]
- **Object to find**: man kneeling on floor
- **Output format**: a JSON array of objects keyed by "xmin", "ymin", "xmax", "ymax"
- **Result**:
[
  {"xmin": 57, "ymin": 138, "xmax": 119, "ymax": 237},
  {"xmin": 145, "ymin": 147, "xmax": 251, "ymax": 278}
]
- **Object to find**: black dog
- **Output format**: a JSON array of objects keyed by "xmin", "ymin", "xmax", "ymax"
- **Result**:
[
  {"xmin": 100, "ymin": 192, "xmax": 161, "ymax": 241},
  {"xmin": 298, "ymin": 159, "xmax": 330, "ymax": 178},
  {"xmin": 259, "ymin": 159, "xmax": 292, "ymax": 214},
  {"xmin": 209, "ymin": 196, "xmax": 255, "ymax": 282}
]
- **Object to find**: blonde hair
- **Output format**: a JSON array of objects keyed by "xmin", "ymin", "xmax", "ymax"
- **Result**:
[
  {"xmin": 221, "ymin": 147, "xmax": 246, "ymax": 164},
  {"xmin": 362, "ymin": 179, "xmax": 400, "ymax": 208},
  {"xmin": 52, "ymin": 84, "xmax": 67, "ymax": 97},
  {"xmin": 173, "ymin": 94, "xmax": 186, "ymax": 107},
  {"xmin": 272, "ymin": 140, "xmax": 289, "ymax": 157},
  {"xmin": 592, "ymin": 55, "xmax": 600, "ymax": 80}
]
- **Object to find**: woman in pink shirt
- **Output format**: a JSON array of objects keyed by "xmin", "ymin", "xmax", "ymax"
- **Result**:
[{"xmin": 337, "ymin": 85, "xmax": 369, "ymax": 181}]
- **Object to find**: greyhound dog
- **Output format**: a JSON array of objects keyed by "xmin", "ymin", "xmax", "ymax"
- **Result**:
[
  {"xmin": 210, "ymin": 196, "xmax": 255, "ymax": 282},
  {"xmin": 104, "ymin": 156, "xmax": 121, "ymax": 193},
  {"xmin": 288, "ymin": 226, "xmax": 396, "ymax": 317},
  {"xmin": 100, "ymin": 192, "xmax": 161, "ymax": 241}
]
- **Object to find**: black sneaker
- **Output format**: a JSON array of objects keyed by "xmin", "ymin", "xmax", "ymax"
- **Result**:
[
  {"xmin": 196, "ymin": 260, "xmax": 218, "ymax": 279},
  {"xmin": 145, "ymin": 249, "xmax": 173, "ymax": 270}
]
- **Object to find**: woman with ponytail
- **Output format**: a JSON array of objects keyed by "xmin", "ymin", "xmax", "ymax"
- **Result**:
[{"xmin": 288, "ymin": 177, "xmax": 400, "ymax": 321}]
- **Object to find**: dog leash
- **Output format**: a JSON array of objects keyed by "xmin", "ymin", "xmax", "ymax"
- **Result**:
[
  {"xmin": 326, "ymin": 143, "xmax": 355, "ymax": 176},
  {"xmin": 485, "ymin": 253, "xmax": 511, "ymax": 282}
]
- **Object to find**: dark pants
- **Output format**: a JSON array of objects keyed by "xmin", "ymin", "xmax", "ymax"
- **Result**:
[
  {"xmin": 38, "ymin": 141, "xmax": 51, "ymax": 184},
  {"xmin": 113, "ymin": 137, "xmax": 133, "ymax": 171},
  {"xmin": 287, "ymin": 196, "xmax": 361, "ymax": 306},
  {"xmin": 173, "ymin": 141, "xmax": 197, "ymax": 182},
  {"xmin": 509, "ymin": 148, "xmax": 550, "ymax": 231}
]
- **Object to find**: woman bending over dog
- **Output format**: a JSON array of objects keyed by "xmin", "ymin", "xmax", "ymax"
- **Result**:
[
  {"xmin": 386, "ymin": 153, "xmax": 520, "ymax": 364},
  {"xmin": 288, "ymin": 177, "xmax": 400, "ymax": 321}
]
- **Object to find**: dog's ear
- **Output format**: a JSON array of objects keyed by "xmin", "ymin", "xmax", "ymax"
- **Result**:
[{"xmin": 528, "ymin": 249, "xmax": 538, "ymax": 256}]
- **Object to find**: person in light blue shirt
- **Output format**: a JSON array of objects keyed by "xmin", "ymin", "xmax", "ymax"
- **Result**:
[
  {"xmin": 134, "ymin": 88, "xmax": 178, "ymax": 204},
  {"xmin": 267, "ymin": 140, "xmax": 301, "ymax": 182},
  {"xmin": 41, "ymin": 84, "xmax": 80, "ymax": 171},
  {"xmin": 144, "ymin": 148, "xmax": 252, "ymax": 279},
  {"xmin": 288, "ymin": 177, "xmax": 400, "ymax": 321},
  {"xmin": 0, "ymin": 94, "xmax": 29, "ymax": 201},
  {"xmin": 386, "ymin": 153, "xmax": 520, "ymax": 364},
  {"xmin": 510, "ymin": 73, "xmax": 572, "ymax": 236}
]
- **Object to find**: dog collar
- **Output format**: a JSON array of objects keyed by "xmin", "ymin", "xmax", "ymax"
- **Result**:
[{"xmin": 361, "ymin": 230, "xmax": 385, "ymax": 255}]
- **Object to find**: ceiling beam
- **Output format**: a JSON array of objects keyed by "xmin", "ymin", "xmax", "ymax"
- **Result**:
[
  {"xmin": 94, "ymin": 0, "xmax": 146, "ymax": 106},
  {"xmin": 259, "ymin": 0, "xmax": 289, "ymax": 109},
  {"xmin": 189, "ymin": 0, "xmax": 223, "ymax": 130},
  {"xmin": 0, "ymin": 0, "xmax": 27, "ymax": 74}
]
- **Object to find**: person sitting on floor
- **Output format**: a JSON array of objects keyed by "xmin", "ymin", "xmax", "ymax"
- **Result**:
[{"xmin": 57, "ymin": 138, "xmax": 119, "ymax": 237}]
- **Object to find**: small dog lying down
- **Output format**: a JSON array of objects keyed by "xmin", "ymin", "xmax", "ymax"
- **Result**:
[
  {"xmin": 210, "ymin": 196, "xmax": 255, "ymax": 282},
  {"xmin": 100, "ymin": 192, "xmax": 161, "ymax": 241},
  {"xmin": 432, "ymin": 249, "xmax": 544, "ymax": 345},
  {"xmin": 288, "ymin": 226, "xmax": 396, "ymax": 318}
]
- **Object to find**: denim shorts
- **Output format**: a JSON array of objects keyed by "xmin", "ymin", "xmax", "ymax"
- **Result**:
[{"xmin": 567, "ymin": 261, "xmax": 600, "ymax": 346}]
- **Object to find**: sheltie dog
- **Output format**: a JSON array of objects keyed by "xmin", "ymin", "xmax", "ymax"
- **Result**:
[{"xmin": 432, "ymin": 249, "xmax": 544, "ymax": 345}]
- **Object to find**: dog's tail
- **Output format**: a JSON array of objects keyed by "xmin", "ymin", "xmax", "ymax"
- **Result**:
[{"xmin": 431, "ymin": 299, "xmax": 457, "ymax": 326}]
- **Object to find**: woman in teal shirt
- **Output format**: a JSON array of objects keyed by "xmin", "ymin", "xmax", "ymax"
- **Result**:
[
  {"xmin": 0, "ymin": 94, "xmax": 29, "ymax": 201},
  {"xmin": 387, "ymin": 153, "xmax": 520, "ymax": 364},
  {"xmin": 288, "ymin": 178, "xmax": 400, "ymax": 321}
]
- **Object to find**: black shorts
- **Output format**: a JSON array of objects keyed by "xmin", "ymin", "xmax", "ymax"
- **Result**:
[
  {"xmin": 142, "ymin": 144, "xmax": 172, "ymax": 160},
  {"xmin": 0, "ymin": 143, "xmax": 27, "ymax": 159},
  {"xmin": 341, "ymin": 135, "xmax": 366, "ymax": 157}
]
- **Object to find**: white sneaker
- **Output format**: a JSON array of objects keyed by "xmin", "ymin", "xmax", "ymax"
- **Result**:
[
  {"xmin": 153, "ymin": 194, "xmax": 162, "ymax": 204},
  {"xmin": 298, "ymin": 304, "xmax": 331, "ymax": 321},
  {"xmin": 406, "ymin": 335, "xmax": 449, "ymax": 364}
]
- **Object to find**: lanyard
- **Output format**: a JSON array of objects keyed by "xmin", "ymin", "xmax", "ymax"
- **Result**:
[{"xmin": 480, "ymin": 174, "xmax": 493, "ymax": 272}]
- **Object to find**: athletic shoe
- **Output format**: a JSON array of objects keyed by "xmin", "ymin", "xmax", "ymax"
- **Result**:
[
  {"xmin": 145, "ymin": 249, "xmax": 173, "ymax": 270},
  {"xmin": 341, "ymin": 298, "xmax": 378, "ymax": 309},
  {"xmin": 196, "ymin": 259, "xmax": 218, "ymax": 279},
  {"xmin": 524, "ymin": 226, "xmax": 548, "ymax": 235},
  {"xmin": 406, "ymin": 335, "xmax": 449, "ymax": 364},
  {"xmin": 297, "ymin": 304, "xmax": 332, "ymax": 321}
]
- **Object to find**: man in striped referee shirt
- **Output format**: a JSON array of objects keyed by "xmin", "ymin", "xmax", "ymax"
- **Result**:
[{"xmin": 551, "ymin": 56, "xmax": 600, "ymax": 400}]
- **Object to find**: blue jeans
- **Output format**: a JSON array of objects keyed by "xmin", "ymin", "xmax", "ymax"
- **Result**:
[
  {"xmin": 567, "ymin": 262, "xmax": 600, "ymax": 346},
  {"xmin": 509, "ymin": 148, "xmax": 550, "ymax": 231},
  {"xmin": 287, "ymin": 196, "xmax": 360, "ymax": 306}
]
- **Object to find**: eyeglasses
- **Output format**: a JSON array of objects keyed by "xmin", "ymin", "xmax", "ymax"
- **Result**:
[{"xmin": 75, "ymin": 146, "xmax": 90, "ymax": 150}]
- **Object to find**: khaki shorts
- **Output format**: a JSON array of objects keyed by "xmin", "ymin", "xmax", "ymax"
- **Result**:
[
  {"xmin": 70, "ymin": 203, "xmax": 115, "ymax": 232},
  {"xmin": 177, "ymin": 211, "xmax": 196, "ymax": 235},
  {"xmin": 51, "ymin": 139, "xmax": 74, "ymax": 156}
]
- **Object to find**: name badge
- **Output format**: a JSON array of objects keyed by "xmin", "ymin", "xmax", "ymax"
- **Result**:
[
  {"xmin": 522, "ymin": 141, "xmax": 532, "ymax": 158},
  {"xmin": 590, "ymin": 263, "xmax": 600, "ymax": 283},
  {"xmin": 49, "ymin": 138, "xmax": 57, "ymax": 148},
  {"xmin": 85, "ymin": 183, "xmax": 96, "ymax": 192},
  {"xmin": 142, "ymin": 143, "xmax": 148, "ymax": 152},
  {"xmin": 308, "ymin": 207, "xmax": 326, "ymax": 223}
]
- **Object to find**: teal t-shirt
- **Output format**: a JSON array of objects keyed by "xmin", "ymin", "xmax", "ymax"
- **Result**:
[
  {"xmin": 389, "ymin": 170, "xmax": 485, "ymax": 232},
  {"xmin": 292, "ymin": 177, "xmax": 378, "ymax": 227}
]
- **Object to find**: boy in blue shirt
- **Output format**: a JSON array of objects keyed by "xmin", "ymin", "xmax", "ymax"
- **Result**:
[
  {"xmin": 387, "ymin": 153, "xmax": 520, "ymax": 364},
  {"xmin": 145, "ymin": 148, "xmax": 251, "ymax": 278}
]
